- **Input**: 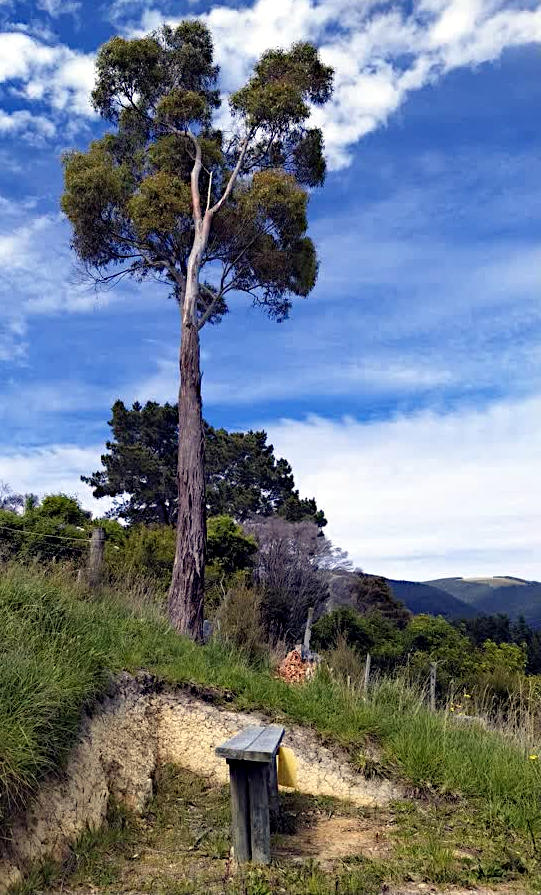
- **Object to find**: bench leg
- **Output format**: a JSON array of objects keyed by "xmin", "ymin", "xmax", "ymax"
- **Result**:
[
  {"xmin": 227, "ymin": 760, "xmax": 251, "ymax": 863},
  {"xmin": 248, "ymin": 763, "xmax": 271, "ymax": 864},
  {"xmin": 267, "ymin": 757, "xmax": 280, "ymax": 832}
]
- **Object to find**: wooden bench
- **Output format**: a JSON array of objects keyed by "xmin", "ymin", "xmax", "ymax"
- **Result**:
[{"xmin": 216, "ymin": 724, "xmax": 285, "ymax": 864}]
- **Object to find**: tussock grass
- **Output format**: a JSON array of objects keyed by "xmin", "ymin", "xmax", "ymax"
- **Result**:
[
  {"xmin": 0, "ymin": 564, "xmax": 186, "ymax": 818},
  {"xmin": 1, "ymin": 561, "xmax": 540, "ymax": 880}
]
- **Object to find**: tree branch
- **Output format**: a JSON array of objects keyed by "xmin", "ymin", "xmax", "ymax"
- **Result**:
[
  {"xmin": 188, "ymin": 130, "xmax": 203, "ymax": 225},
  {"xmin": 205, "ymin": 171, "xmax": 213, "ymax": 213},
  {"xmin": 209, "ymin": 131, "xmax": 253, "ymax": 216},
  {"xmin": 196, "ymin": 282, "xmax": 226, "ymax": 330}
]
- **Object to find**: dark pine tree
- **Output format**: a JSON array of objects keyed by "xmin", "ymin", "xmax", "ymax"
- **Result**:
[{"xmin": 84, "ymin": 400, "xmax": 326, "ymax": 528}]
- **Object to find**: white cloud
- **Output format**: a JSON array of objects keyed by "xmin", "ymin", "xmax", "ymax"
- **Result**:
[
  {"xmin": 266, "ymin": 395, "xmax": 541, "ymax": 580},
  {"xmin": 0, "ymin": 444, "xmax": 110, "ymax": 515},
  {"xmin": 36, "ymin": 0, "xmax": 81, "ymax": 17},
  {"xmin": 0, "ymin": 203, "xmax": 132, "ymax": 360},
  {"xmin": 0, "ymin": 31, "xmax": 95, "ymax": 120},
  {"xmin": 428, "ymin": 0, "xmax": 485, "ymax": 45},
  {"xmin": 0, "ymin": 2, "xmax": 539, "ymax": 162},
  {"xmin": 134, "ymin": 0, "xmax": 541, "ymax": 168},
  {"xmin": 201, "ymin": 360, "xmax": 455, "ymax": 404},
  {"xmin": 0, "ymin": 108, "xmax": 55, "ymax": 140},
  {"xmin": 107, "ymin": 0, "xmax": 201, "ymax": 29}
]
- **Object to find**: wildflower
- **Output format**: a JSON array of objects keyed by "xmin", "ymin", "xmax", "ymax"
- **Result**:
[
  {"xmin": 464, "ymin": 694, "xmax": 471, "ymax": 699},
  {"xmin": 528, "ymin": 754, "xmax": 538, "ymax": 761}
]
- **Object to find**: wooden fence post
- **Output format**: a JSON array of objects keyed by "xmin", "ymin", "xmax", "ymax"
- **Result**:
[
  {"xmin": 87, "ymin": 527, "xmax": 105, "ymax": 589},
  {"xmin": 430, "ymin": 662, "xmax": 437, "ymax": 712},
  {"xmin": 363, "ymin": 652, "xmax": 372, "ymax": 693},
  {"xmin": 303, "ymin": 606, "xmax": 314, "ymax": 654}
]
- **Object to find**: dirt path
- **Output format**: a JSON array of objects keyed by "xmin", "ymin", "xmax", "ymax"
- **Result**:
[{"xmin": 26, "ymin": 767, "xmax": 525, "ymax": 895}]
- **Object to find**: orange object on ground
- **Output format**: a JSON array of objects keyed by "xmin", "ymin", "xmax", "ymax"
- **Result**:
[{"xmin": 277, "ymin": 649, "xmax": 310, "ymax": 684}]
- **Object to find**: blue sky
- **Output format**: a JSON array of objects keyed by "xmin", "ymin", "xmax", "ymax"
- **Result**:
[{"xmin": 1, "ymin": 0, "xmax": 541, "ymax": 579}]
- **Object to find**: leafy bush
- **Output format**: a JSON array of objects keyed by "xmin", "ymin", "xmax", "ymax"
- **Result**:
[
  {"xmin": 403, "ymin": 614, "xmax": 476, "ymax": 690},
  {"xmin": 107, "ymin": 515, "xmax": 256, "ymax": 594},
  {"xmin": 0, "ymin": 496, "xmax": 90, "ymax": 564},
  {"xmin": 107, "ymin": 524, "xmax": 175, "ymax": 586},
  {"xmin": 326, "ymin": 633, "xmax": 364, "ymax": 684},
  {"xmin": 479, "ymin": 639, "xmax": 527, "ymax": 676},
  {"xmin": 312, "ymin": 607, "xmax": 402, "ymax": 663},
  {"xmin": 207, "ymin": 515, "xmax": 257, "ymax": 574},
  {"xmin": 215, "ymin": 582, "xmax": 267, "ymax": 663}
]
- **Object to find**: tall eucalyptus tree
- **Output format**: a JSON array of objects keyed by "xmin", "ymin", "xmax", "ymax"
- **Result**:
[{"xmin": 62, "ymin": 21, "xmax": 333, "ymax": 638}]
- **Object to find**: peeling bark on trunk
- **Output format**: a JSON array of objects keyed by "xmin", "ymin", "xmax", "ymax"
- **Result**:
[
  {"xmin": 167, "ymin": 209, "xmax": 213, "ymax": 639},
  {"xmin": 168, "ymin": 315, "xmax": 206, "ymax": 640}
]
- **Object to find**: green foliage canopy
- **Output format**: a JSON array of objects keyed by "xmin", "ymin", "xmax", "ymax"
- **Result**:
[
  {"xmin": 206, "ymin": 515, "xmax": 257, "ymax": 574},
  {"xmin": 107, "ymin": 515, "xmax": 256, "ymax": 587},
  {"xmin": 83, "ymin": 399, "xmax": 326, "ymax": 526},
  {"xmin": 0, "ymin": 495, "xmax": 91, "ymax": 563},
  {"xmin": 61, "ymin": 22, "xmax": 333, "ymax": 324},
  {"xmin": 312, "ymin": 607, "xmax": 403, "ymax": 661}
]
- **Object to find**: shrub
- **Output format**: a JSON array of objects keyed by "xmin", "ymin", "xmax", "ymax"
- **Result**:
[
  {"xmin": 245, "ymin": 517, "xmax": 341, "ymax": 642},
  {"xmin": 403, "ymin": 614, "xmax": 476, "ymax": 690},
  {"xmin": 0, "ymin": 496, "xmax": 91, "ymax": 564},
  {"xmin": 107, "ymin": 524, "xmax": 175, "ymax": 587},
  {"xmin": 312, "ymin": 607, "xmax": 402, "ymax": 663},
  {"xmin": 215, "ymin": 583, "xmax": 267, "ymax": 663},
  {"xmin": 207, "ymin": 515, "xmax": 257, "ymax": 574},
  {"xmin": 326, "ymin": 633, "xmax": 364, "ymax": 684},
  {"xmin": 107, "ymin": 515, "xmax": 256, "ymax": 597}
]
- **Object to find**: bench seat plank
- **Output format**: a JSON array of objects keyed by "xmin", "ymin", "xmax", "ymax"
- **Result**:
[
  {"xmin": 216, "ymin": 725, "xmax": 284, "ymax": 763},
  {"xmin": 216, "ymin": 726, "xmax": 263, "ymax": 757},
  {"xmin": 249, "ymin": 725, "xmax": 285, "ymax": 759}
]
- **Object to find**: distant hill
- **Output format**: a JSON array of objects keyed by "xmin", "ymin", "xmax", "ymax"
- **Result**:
[
  {"xmin": 385, "ymin": 576, "xmax": 541, "ymax": 629},
  {"xmin": 367, "ymin": 574, "xmax": 541, "ymax": 629},
  {"xmin": 427, "ymin": 576, "xmax": 532, "ymax": 606},
  {"xmin": 324, "ymin": 571, "xmax": 412, "ymax": 625},
  {"xmin": 386, "ymin": 579, "xmax": 479, "ymax": 619}
]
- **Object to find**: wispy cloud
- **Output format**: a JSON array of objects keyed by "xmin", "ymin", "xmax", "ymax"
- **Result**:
[
  {"xmin": 266, "ymin": 394, "xmax": 541, "ymax": 580},
  {"xmin": 131, "ymin": 0, "xmax": 541, "ymax": 168},
  {"xmin": 0, "ymin": 2, "xmax": 540, "ymax": 167},
  {"xmin": 0, "ymin": 30, "xmax": 94, "ymax": 120},
  {"xmin": 36, "ymin": 0, "xmax": 81, "ymax": 18},
  {"xmin": 0, "ymin": 108, "xmax": 56, "ymax": 140},
  {"xmin": 0, "ymin": 200, "xmax": 137, "ymax": 361},
  {"xmin": 0, "ymin": 443, "xmax": 110, "ymax": 513}
]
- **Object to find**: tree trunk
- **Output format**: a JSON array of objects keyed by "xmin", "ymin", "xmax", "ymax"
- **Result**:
[{"xmin": 168, "ymin": 315, "xmax": 206, "ymax": 639}]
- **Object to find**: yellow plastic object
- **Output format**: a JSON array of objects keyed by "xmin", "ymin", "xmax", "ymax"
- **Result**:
[{"xmin": 277, "ymin": 746, "xmax": 297, "ymax": 788}]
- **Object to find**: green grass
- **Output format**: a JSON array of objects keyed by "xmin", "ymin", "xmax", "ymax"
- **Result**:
[
  {"xmin": 1, "ymin": 562, "xmax": 541, "ymax": 890},
  {"xmin": 14, "ymin": 766, "xmax": 388, "ymax": 895},
  {"xmin": 13, "ymin": 766, "xmax": 536, "ymax": 894}
]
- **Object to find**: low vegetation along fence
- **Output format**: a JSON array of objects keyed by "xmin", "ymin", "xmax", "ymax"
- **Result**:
[{"xmin": 3, "ymin": 518, "xmax": 540, "ymax": 746}]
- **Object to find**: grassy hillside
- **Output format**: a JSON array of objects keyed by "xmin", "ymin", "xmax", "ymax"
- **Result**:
[
  {"xmin": 387, "ymin": 579, "xmax": 478, "ymax": 618},
  {"xmin": 428, "ymin": 577, "xmax": 541, "ymax": 627},
  {"xmin": 428, "ymin": 576, "xmax": 531, "ymax": 604},
  {"xmin": 2, "ymin": 564, "xmax": 541, "ymax": 892}
]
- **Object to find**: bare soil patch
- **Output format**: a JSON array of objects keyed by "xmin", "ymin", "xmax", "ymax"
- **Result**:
[{"xmin": 274, "ymin": 810, "xmax": 395, "ymax": 866}]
